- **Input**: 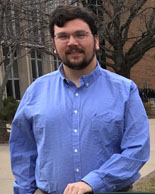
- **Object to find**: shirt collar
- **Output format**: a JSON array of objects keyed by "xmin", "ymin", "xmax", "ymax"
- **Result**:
[
  {"xmin": 58, "ymin": 63, "xmax": 66, "ymax": 80},
  {"xmin": 80, "ymin": 62, "xmax": 102, "ymax": 87},
  {"xmin": 58, "ymin": 61, "xmax": 102, "ymax": 87}
]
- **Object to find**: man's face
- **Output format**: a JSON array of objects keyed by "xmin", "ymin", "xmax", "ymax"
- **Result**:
[{"xmin": 53, "ymin": 19, "xmax": 99, "ymax": 70}]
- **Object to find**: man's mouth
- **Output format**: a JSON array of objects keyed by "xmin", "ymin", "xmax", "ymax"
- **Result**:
[{"xmin": 66, "ymin": 48, "xmax": 84, "ymax": 55}]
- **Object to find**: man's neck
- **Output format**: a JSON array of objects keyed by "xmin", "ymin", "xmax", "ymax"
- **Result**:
[{"xmin": 63, "ymin": 58, "xmax": 97, "ymax": 87}]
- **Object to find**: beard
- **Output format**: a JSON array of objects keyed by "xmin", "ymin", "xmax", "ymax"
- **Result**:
[
  {"xmin": 56, "ymin": 40, "xmax": 96, "ymax": 70},
  {"xmin": 63, "ymin": 46, "xmax": 95, "ymax": 70}
]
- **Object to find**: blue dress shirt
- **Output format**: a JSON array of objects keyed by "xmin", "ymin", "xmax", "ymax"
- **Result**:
[{"xmin": 10, "ymin": 63, "xmax": 150, "ymax": 194}]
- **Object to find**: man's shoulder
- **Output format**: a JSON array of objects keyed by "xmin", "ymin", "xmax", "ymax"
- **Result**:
[
  {"xmin": 100, "ymin": 68, "xmax": 133, "ymax": 86},
  {"xmin": 26, "ymin": 70, "xmax": 60, "ymax": 93},
  {"xmin": 35, "ymin": 70, "xmax": 59, "ymax": 83}
]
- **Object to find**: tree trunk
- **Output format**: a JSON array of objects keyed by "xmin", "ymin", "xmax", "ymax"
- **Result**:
[{"xmin": 115, "ymin": 66, "xmax": 131, "ymax": 79}]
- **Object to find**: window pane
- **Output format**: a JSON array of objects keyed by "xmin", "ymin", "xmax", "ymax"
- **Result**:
[
  {"xmin": 38, "ymin": 61, "xmax": 42, "ymax": 76},
  {"xmin": 5, "ymin": 65, "xmax": 12, "ymax": 79},
  {"xmin": 97, "ymin": 0, "xmax": 102, "ymax": 5},
  {"xmin": 4, "ymin": 58, "xmax": 9, "ymax": 67},
  {"xmin": 13, "ymin": 61, "xmax": 19, "ymax": 78},
  {"xmin": 6, "ymin": 80, "xmax": 13, "ymax": 97},
  {"xmin": 32, "ymin": 60, "xmax": 37, "ymax": 79},
  {"xmin": 37, "ymin": 51, "xmax": 41, "ymax": 59},
  {"xmin": 92, "ymin": 0, "xmax": 96, "ymax": 4},
  {"xmin": 2, "ymin": 46, "xmax": 9, "ymax": 57},
  {"xmin": 31, "ymin": 50, "xmax": 35, "ymax": 58},
  {"xmin": 14, "ymin": 80, "xmax": 21, "ymax": 100}
]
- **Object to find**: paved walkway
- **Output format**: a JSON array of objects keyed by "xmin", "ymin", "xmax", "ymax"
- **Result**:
[{"xmin": 0, "ymin": 119, "xmax": 155, "ymax": 194}]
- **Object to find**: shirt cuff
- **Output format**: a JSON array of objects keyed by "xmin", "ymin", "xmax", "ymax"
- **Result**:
[
  {"xmin": 14, "ymin": 181, "xmax": 36, "ymax": 194},
  {"xmin": 81, "ymin": 171, "xmax": 113, "ymax": 193}
]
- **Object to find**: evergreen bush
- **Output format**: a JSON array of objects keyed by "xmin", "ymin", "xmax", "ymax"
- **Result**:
[{"xmin": 0, "ymin": 97, "xmax": 19, "ymax": 123}]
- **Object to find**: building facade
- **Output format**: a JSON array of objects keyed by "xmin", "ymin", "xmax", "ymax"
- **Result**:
[{"xmin": 0, "ymin": 0, "xmax": 62, "ymax": 100}]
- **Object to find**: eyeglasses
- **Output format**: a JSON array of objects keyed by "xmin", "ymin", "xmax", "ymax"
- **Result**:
[{"xmin": 54, "ymin": 30, "xmax": 92, "ymax": 43}]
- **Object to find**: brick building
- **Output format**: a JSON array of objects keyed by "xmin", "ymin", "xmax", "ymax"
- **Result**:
[
  {"xmin": 130, "ymin": 0, "xmax": 155, "ymax": 89},
  {"xmin": 106, "ymin": 0, "xmax": 155, "ymax": 90},
  {"xmin": 131, "ymin": 48, "xmax": 155, "ymax": 89}
]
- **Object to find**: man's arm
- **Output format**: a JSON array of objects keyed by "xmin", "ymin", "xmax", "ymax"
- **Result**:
[
  {"xmin": 81, "ymin": 82, "xmax": 150, "ymax": 193},
  {"xmin": 10, "ymin": 92, "xmax": 37, "ymax": 194}
]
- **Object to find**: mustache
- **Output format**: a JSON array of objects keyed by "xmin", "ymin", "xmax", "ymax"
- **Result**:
[{"xmin": 65, "ymin": 46, "xmax": 84, "ymax": 54}]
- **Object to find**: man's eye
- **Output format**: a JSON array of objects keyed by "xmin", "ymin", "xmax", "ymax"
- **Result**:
[
  {"xmin": 58, "ymin": 35, "xmax": 68, "ymax": 40},
  {"xmin": 76, "ymin": 33, "xmax": 86, "ymax": 39}
]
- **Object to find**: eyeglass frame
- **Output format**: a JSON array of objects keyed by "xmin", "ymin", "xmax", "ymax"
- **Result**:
[{"xmin": 54, "ymin": 30, "xmax": 93, "ymax": 43}]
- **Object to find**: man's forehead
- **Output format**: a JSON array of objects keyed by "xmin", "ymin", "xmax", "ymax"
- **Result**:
[{"xmin": 54, "ymin": 19, "xmax": 90, "ymax": 33}]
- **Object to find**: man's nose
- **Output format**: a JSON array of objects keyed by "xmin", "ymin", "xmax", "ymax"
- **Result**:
[{"xmin": 67, "ymin": 35, "xmax": 79, "ymax": 45}]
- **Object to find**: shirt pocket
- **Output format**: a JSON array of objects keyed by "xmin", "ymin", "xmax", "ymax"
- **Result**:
[{"xmin": 91, "ymin": 112, "xmax": 123, "ymax": 148}]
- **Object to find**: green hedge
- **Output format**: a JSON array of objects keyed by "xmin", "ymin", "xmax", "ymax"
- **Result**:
[{"xmin": 0, "ymin": 97, "xmax": 19, "ymax": 123}]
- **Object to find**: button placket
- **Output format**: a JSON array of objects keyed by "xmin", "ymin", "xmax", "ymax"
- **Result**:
[{"xmin": 72, "ymin": 89, "xmax": 81, "ymax": 180}]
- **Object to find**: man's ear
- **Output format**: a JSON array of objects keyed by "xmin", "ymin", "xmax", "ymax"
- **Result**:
[
  {"xmin": 52, "ymin": 39, "xmax": 57, "ymax": 54},
  {"xmin": 95, "ymin": 35, "xmax": 100, "ymax": 51}
]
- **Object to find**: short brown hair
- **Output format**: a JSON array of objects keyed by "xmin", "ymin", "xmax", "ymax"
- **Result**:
[{"xmin": 49, "ymin": 5, "xmax": 98, "ymax": 38}]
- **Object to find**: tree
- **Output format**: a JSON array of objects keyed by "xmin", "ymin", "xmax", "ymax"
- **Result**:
[
  {"xmin": 82, "ymin": 0, "xmax": 155, "ymax": 78},
  {"xmin": 0, "ymin": 0, "xmax": 56, "ymax": 108}
]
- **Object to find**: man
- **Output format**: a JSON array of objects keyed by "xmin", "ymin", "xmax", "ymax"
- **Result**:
[{"xmin": 10, "ymin": 5, "xmax": 150, "ymax": 194}]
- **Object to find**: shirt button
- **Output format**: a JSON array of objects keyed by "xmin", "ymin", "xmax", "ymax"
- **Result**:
[
  {"xmin": 74, "ymin": 129, "xmax": 78, "ymax": 133},
  {"xmin": 74, "ymin": 149, "xmax": 78, "ymax": 152},
  {"xmin": 74, "ymin": 110, "xmax": 78, "ymax": 114},
  {"xmin": 86, "ymin": 83, "xmax": 89, "ymax": 87},
  {"xmin": 76, "ymin": 168, "xmax": 79, "ymax": 172},
  {"xmin": 75, "ymin": 93, "xmax": 79, "ymax": 96}
]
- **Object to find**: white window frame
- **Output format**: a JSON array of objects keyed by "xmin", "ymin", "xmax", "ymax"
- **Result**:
[{"xmin": 31, "ymin": 50, "xmax": 42, "ymax": 80}]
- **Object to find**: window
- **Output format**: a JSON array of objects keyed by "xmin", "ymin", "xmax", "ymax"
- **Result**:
[
  {"xmin": 6, "ymin": 63, "xmax": 21, "ymax": 100},
  {"xmin": 2, "ymin": 46, "xmax": 20, "ymax": 100},
  {"xmin": 82, "ymin": 0, "xmax": 103, "ymax": 16},
  {"xmin": 4, "ymin": 56, "xmax": 20, "ymax": 100},
  {"xmin": 31, "ymin": 50, "xmax": 42, "ymax": 80},
  {"xmin": 54, "ymin": 55, "xmax": 61, "ymax": 70}
]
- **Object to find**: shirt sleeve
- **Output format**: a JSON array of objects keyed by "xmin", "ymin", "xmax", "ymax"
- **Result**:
[
  {"xmin": 82, "ymin": 81, "xmax": 150, "ymax": 192},
  {"xmin": 9, "ymin": 90, "xmax": 37, "ymax": 194}
]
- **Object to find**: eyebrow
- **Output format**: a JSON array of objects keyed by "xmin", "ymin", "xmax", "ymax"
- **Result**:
[{"xmin": 55, "ymin": 30, "xmax": 91, "ymax": 36}]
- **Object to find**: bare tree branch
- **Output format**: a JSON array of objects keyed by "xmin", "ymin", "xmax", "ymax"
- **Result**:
[
  {"xmin": 0, "ymin": 0, "xmax": 58, "ymax": 107},
  {"xmin": 83, "ymin": 0, "xmax": 155, "ymax": 78}
]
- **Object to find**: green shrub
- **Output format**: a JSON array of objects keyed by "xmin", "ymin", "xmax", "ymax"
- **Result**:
[{"xmin": 0, "ymin": 97, "xmax": 19, "ymax": 123}]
